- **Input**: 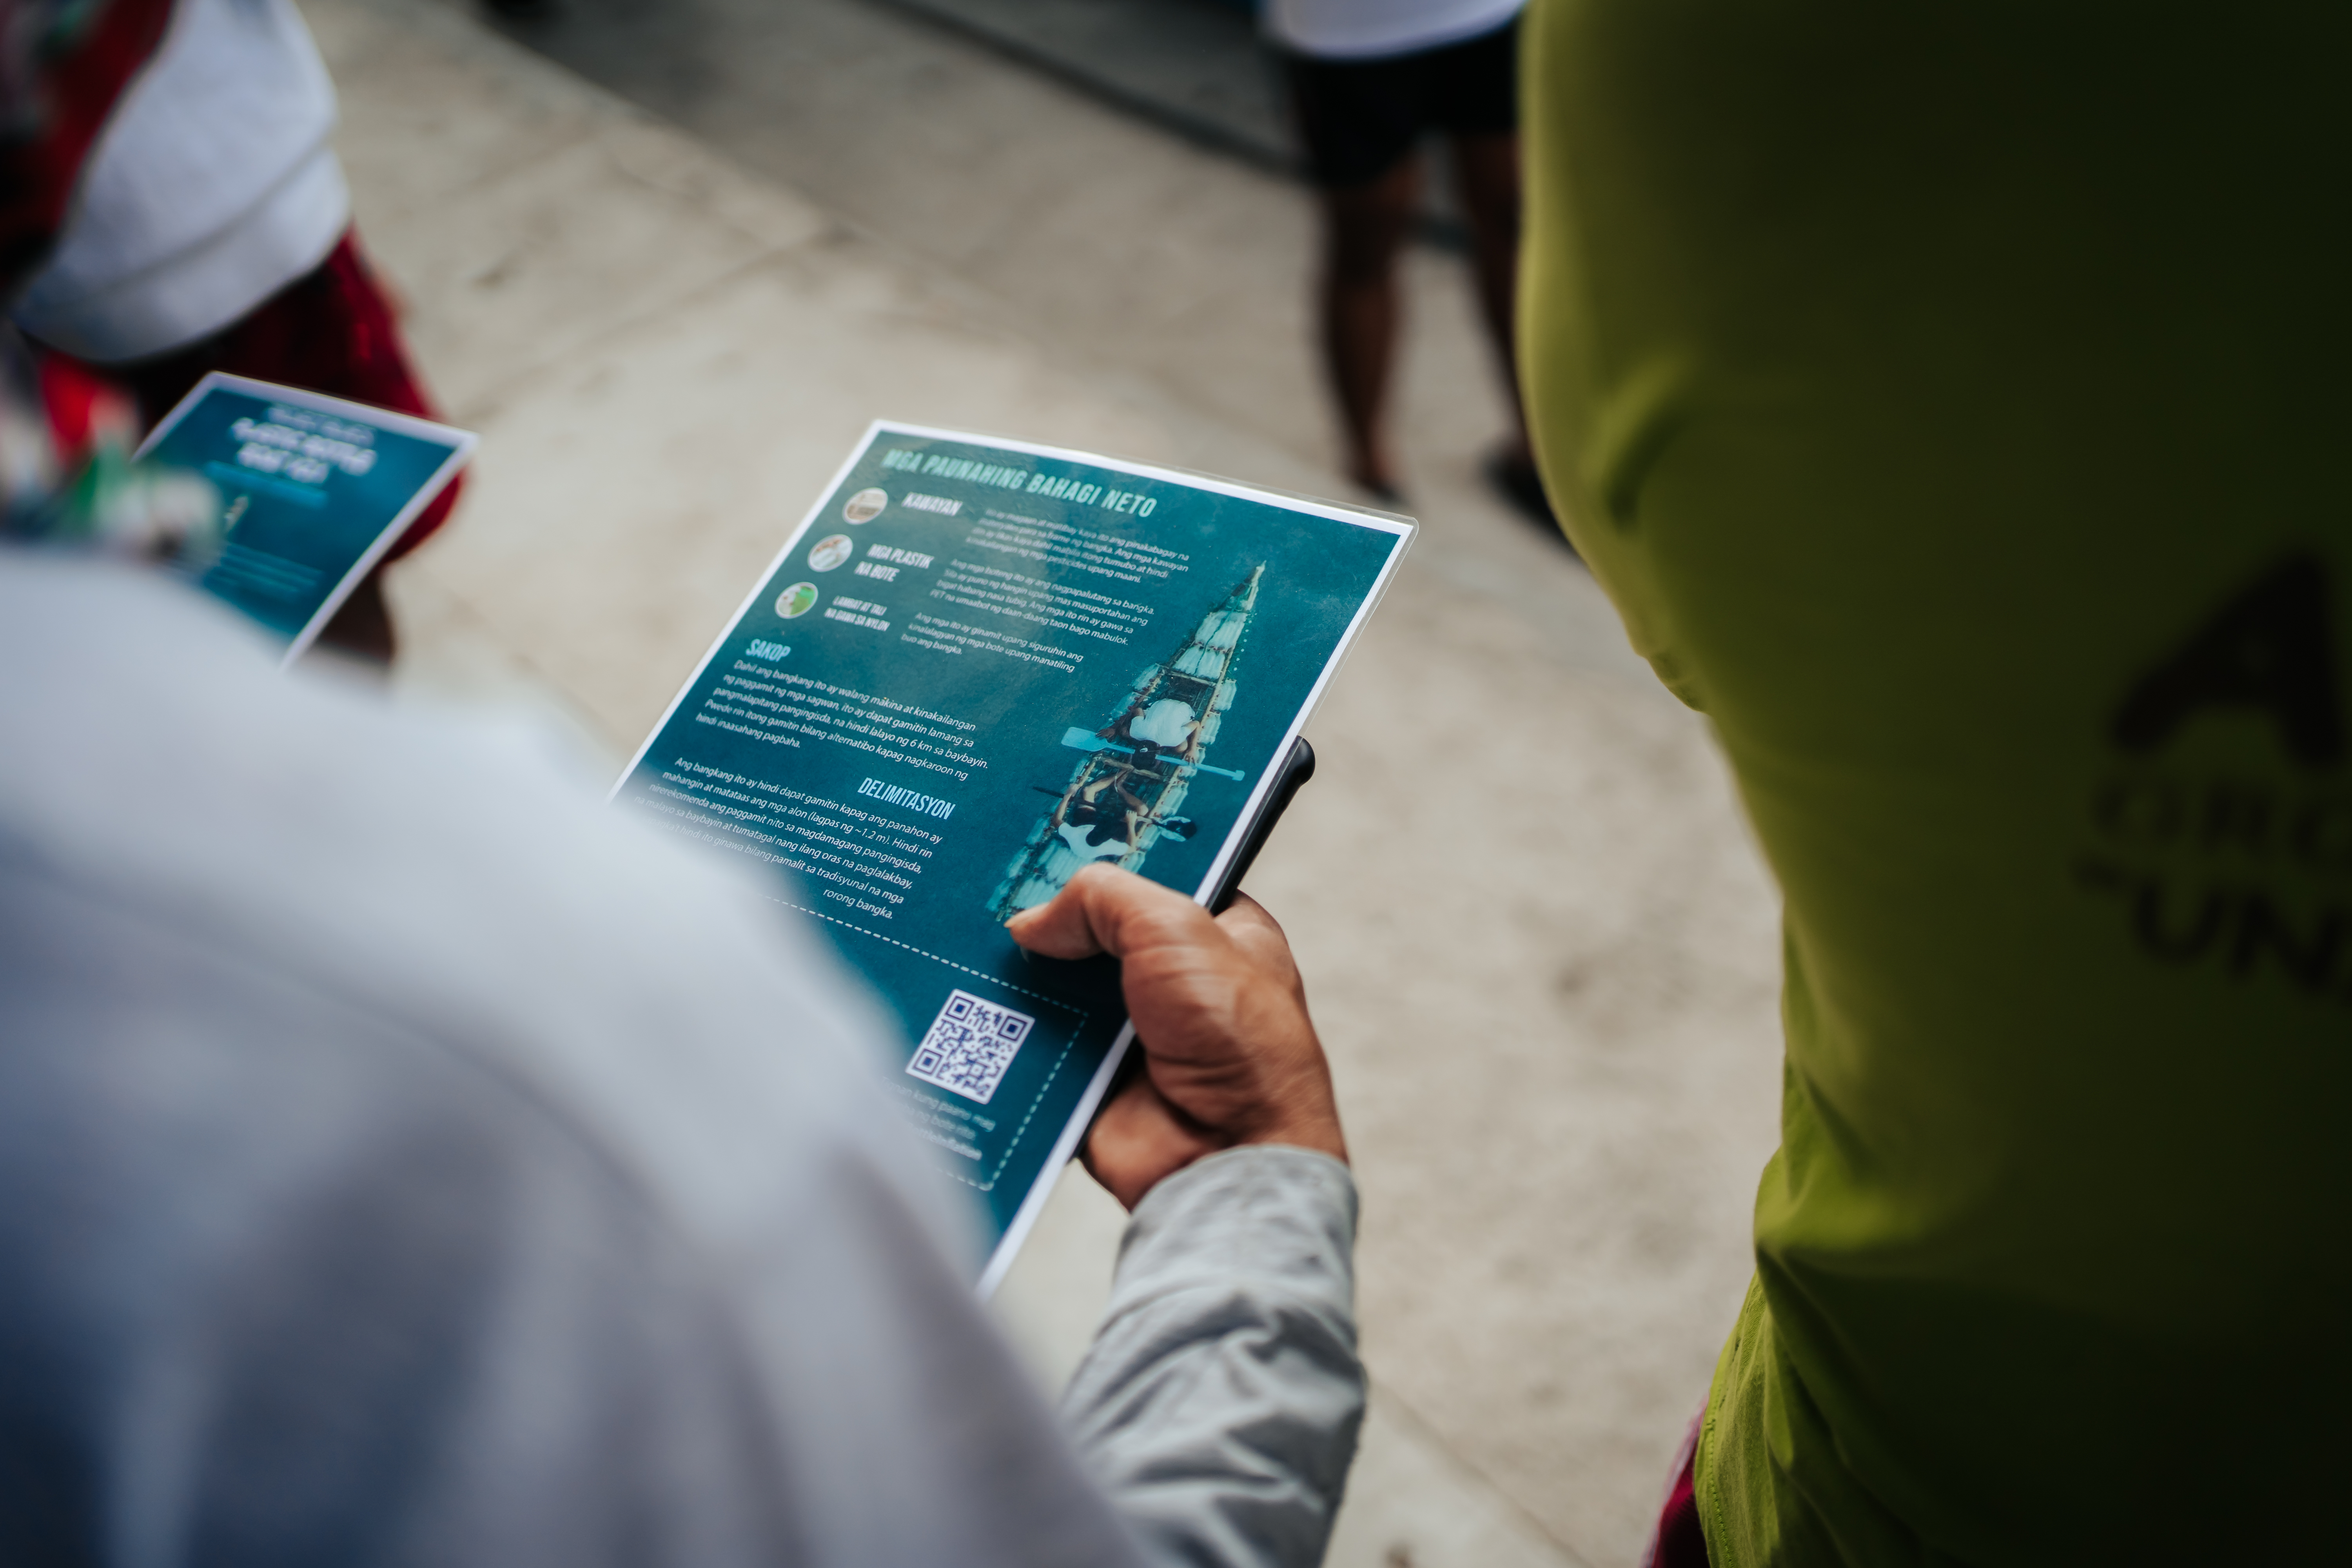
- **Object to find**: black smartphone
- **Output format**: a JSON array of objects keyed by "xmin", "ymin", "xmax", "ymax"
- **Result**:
[{"xmin": 1207, "ymin": 735, "xmax": 1316, "ymax": 914}]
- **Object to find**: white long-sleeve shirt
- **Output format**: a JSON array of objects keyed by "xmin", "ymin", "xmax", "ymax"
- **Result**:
[
  {"xmin": 13, "ymin": 0, "xmax": 349, "ymax": 360},
  {"xmin": 0, "ymin": 550, "xmax": 1364, "ymax": 1567}
]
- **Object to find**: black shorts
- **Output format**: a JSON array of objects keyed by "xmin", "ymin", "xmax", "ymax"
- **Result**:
[{"xmin": 1282, "ymin": 17, "xmax": 1519, "ymax": 190}]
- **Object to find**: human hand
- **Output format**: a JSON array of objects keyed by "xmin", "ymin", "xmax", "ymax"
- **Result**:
[{"xmin": 1005, "ymin": 864, "xmax": 1345, "ymax": 1210}]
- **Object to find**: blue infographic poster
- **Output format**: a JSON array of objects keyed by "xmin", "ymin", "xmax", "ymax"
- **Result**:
[
  {"xmin": 615, "ymin": 422, "xmax": 1413, "ymax": 1290},
  {"xmin": 138, "ymin": 373, "xmax": 475, "ymax": 659}
]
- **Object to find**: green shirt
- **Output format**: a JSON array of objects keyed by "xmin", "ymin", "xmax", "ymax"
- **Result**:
[{"xmin": 1519, "ymin": 2, "xmax": 2352, "ymax": 1561}]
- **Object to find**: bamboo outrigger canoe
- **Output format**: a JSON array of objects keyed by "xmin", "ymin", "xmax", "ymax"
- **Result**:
[{"xmin": 987, "ymin": 564, "xmax": 1264, "ymax": 916}]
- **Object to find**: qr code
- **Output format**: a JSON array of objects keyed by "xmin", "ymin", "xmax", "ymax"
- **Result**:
[{"xmin": 906, "ymin": 989, "xmax": 1036, "ymax": 1105}]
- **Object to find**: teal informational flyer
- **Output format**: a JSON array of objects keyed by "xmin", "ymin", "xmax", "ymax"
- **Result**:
[
  {"xmin": 138, "ymin": 372, "xmax": 475, "ymax": 659},
  {"xmin": 615, "ymin": 422, "xmax": 1413, "ymax": 1289}
]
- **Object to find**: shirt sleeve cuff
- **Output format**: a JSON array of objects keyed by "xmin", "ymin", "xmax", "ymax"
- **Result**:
[{"xmin": 1110, "ymin": 1143, "xmax": 1358, "ymax": 1318}]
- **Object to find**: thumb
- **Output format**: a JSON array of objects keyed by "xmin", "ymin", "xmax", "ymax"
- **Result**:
[{"xmin": 1005, "ymin": 863, "xmax": 1204, "ymax": 961}]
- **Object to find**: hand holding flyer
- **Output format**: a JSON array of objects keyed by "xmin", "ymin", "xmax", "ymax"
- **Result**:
[
  {"xmin": 1008, "ymin": 870, "xmax": 1345, "ymax": 1212},
  {"xmin": 613, "ymin": 421, "xmax": 1411, "ymax": 1289}
]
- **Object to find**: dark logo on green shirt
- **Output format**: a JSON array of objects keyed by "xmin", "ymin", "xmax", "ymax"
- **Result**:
[
  {"xmin": 2082, "ymin": 553, "xmax": 2352, "ymax": 1000},
  {"xmin": 2112, "ymin": 553, "xmax": 2341, "ymax": 766}
]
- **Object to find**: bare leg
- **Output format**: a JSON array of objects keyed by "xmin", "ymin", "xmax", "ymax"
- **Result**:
[
  {"xmin": 1316, "ymin": 156, "xmax": 1423, "ymax": 496},
  {"xmin": 1447, "ymin": 130, "xmax": 1530, "ymax": 461}
]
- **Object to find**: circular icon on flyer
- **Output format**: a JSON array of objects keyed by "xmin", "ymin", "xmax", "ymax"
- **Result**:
[
  {"xmin": 775, "ymin": 581, "xmax": 820, "ymax": 619},
  {"xmin": 808, "ymin": 533, "xmax": 855, "ymax": 572},
  {"xmin": 842, "ymin": 487, "xmax": 888, "ymax": 524}
]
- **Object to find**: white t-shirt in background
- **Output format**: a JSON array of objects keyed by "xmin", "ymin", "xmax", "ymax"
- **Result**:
[{"xmin": 13, "ymin": 0, "xmax": 349, "ymax": 361}]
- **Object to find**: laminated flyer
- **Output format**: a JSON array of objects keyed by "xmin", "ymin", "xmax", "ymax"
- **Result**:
[
  {"xmin": 138, "ymin": 372, "xmax": 475, "ymax": 660},
  {"xmin": 614, "ymin": 422, "xmax": 1413, "ymax": 1289}
]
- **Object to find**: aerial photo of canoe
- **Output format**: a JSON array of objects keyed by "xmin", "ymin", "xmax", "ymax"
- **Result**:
[{"xmin": 988, "ymin": 565, "xmax": 1265, "ymax": 917}]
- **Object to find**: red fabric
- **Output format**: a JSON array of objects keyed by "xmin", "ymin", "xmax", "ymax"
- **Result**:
[
  {"xmin": 80, "ymin": 230, "xmax": 463, "ymax": 560},
  {"xmin": 1648, "ymin": 1443, "xmax": 1710, "ymax": 1568},
  {"xmin": 1642, "ymin": 1410, "xmax": 1712, "ymax": 1568},
  {"xmin": 36, "ymin": 351, "xmax": 134, "ymax": 466},
  {"xmin": 0, "ymin": 0, "xmax": 175, "ymax": 287}
]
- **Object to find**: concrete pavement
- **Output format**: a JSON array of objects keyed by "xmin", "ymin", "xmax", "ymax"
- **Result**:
[{"xmin": 313, "ymin": 1, "xmax": 1789, "ymax": 1561}]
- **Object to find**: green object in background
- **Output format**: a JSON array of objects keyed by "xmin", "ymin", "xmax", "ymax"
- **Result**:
[{"xmin": 1521, "ymin": 1, "xmax": 2352, "ymax": 1561}]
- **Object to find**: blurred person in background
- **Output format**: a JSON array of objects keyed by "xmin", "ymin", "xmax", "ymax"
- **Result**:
[
  {"xmin": 1267, "ymin": 0, "xmax": 1554, "ymax": 532},
  {"xmin": 15, "ymin": 0, "xmax": 460, "ymax": 665},
  {"xmin": 1, "ymin": 6, "xmax": 1362, "ymax": 1564},
  {"xmin": 1515, "ymin": 0, "xmax": 2352, "ymax": 1562}
]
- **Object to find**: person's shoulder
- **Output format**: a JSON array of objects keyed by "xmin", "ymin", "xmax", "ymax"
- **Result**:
[{"xmin": 0, "ymin": 553, "xmax": 960, "ymax": 1261}]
